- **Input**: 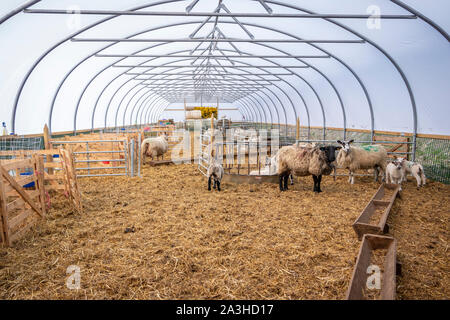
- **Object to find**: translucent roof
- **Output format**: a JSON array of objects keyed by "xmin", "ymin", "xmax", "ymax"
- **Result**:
[{"xmin": 0, "ymin": 0, "xmax": 449, "ymax": 135}]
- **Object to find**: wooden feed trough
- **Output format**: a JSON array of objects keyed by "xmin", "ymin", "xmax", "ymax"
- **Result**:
[
  {"xmin": 352, "ymin": 183, "xmax": 400, "ymax": 240},
  {"xmin": 222, "ymin": 174, "xmax": 279, "ymax": 184},
  {"xmin": 346, "ymin": 234, "xmax": 398, "ymax": 300}
]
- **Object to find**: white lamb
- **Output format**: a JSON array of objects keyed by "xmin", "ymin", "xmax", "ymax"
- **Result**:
[
  {"xmin": 398, "ymin": 157, "xmax": 426, "ymax": 188},
  {"xmin": 385, "ymin": 158, "xmax": 405, "ymax": 191},
  {"xmin": 207, "ymin": 158, "xmax": 224, "ymax": 191},
  {"xmin": 141, "ymin": 134, "xmax": 169, "ymax": 164}
]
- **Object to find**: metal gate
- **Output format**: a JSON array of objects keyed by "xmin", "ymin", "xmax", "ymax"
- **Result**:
[{"xmin": 50, "ymin": 139, "xmax": 140, "ymax": 178}]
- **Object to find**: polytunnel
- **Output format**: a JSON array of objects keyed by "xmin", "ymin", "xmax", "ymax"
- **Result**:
[
  {"xmin": 1, "ymin": 0, "xmax": 450, "ymax": 301},
  {"xmin": 0, "ymin": 0, "xmax": 449, "ymax": 166}
]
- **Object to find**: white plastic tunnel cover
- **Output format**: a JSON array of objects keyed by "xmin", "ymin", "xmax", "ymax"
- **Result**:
[{"xmin": 0, "ymin": 0, "xmax": 448, "ymax": 135}]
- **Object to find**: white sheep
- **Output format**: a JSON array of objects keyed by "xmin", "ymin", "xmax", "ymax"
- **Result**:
[
  {"xmin": 207, "ymin": 158, "xmax": 224, "ymax": 191},
  {"xmin": 398, "ymin": 157, "xmax": 426, "ymax": 188},
  {"xmin": 386, "ymin": 158, "xmax": 405, "ymax": 190},
  {"xmin": 336, "ymin": 140, "xmax": 387, "ymax": 184},
  {"xmin": 141, "ymin": 134, "xmax": 169, "ymax": 164}
]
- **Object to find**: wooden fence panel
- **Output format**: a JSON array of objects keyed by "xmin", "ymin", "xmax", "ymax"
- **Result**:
[{"xmin": 0, "ymin": 156, "xmax": 45, "ymax": 246}]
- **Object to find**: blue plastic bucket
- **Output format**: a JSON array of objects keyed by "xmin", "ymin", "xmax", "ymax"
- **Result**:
[
  {"xmin": 20, "ymin": 172, "xmax": 35, "ymax": 188},
  {"xmin": 53, "ymin": 154, "xmax": 60, "ymax": 158}
]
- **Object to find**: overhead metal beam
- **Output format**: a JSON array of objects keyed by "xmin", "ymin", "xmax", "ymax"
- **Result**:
[
  {"xmin": 129, "ymin": 73, "xmax": 291, "ymax": 76},
  {"xmin": 391, "ymin": 0, "xmax": 449, "ymax": 42},
  {"xmin": 96, "ymin": 54, "xmax": 330, "ymax": 58},
  {"xmin": 114, "ymin": 65, "xmax": 308, "ymax": 68},
  {"xmin": 24, "ymin": 9, "xmax": 417, "ymax": 19},
  {"xmin": 72, "ymin": 37, "xmax": 365, "ymax": 43}
]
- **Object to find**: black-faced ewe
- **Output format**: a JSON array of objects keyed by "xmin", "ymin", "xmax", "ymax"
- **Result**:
[
  {"xmin": 207, "ymin": 159, "xmax": 224, "ymax": 191},
  {"xmin": 386, "ymin": 158, "xmax": 405, "ymax": 190},
  {"xmin": 398, "ymin": 157, "xmax": 426, "ymax": 188},
  {"xmin": 336, "ymin": 140, "xmax": 387, "ymax": 184},
  {"xmin": 277, "ymin": 145, "xmax": 340, "ymax": 193},
  {"xmin": 141, "ymin": 134, "xmax": 169, "ymax": 164}
]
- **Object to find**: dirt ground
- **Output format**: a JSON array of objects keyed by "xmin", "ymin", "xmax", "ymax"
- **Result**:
[{"xmin": 0, "ymin": 164, "xmax": 448, "ymax": 299}]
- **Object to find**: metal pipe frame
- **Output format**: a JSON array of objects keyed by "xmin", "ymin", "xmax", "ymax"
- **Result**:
[
  {"xmin": 7, "ymin": 0, "xmax": 448, "ymax": 161},
  {"xmin": 24, "ymin": 8, "xmax": 417, "ymax": 19},
  {"xmin": 97, "ymin": 54, "xmax": 330, "ymax": 58},
  {"xmin": 48, "ymin": 18, "xmax": 372, "ymax": 140},
  {"xmin": 84, "ymin": 45, "xmax": 302, "ymax": 133},
  {"xmin": 83, "ymin": 32, "xmax": 348, "ymax": 137}
]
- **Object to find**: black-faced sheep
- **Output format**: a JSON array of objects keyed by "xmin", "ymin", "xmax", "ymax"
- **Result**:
[
  {"xmin": 277, "ymin": 145, "xmax": 340, "ymax": 192},
  {"xmin": 141, "ymin": 134, "xmax": 169, "ymax": 164},
  {"xmin": 207, "ymin": 159, "xmax": 224, "ymax": 191},
  {"xmin": 336, "ymin": 140, "xmax": 387, "ymax": 184}
]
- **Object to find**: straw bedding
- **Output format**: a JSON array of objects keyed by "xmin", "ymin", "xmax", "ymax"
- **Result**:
[{"xmin": 0, "ymin": 164, "xmax": 448, "ymax": 299}]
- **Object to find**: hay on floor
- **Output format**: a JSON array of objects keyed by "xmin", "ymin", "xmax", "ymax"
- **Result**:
[{"xmin": 0, "ymin": 164, "xmax": 448, "ymax": 299}]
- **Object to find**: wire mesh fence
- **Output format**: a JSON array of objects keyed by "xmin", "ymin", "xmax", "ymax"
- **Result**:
[
  {"xmin": 0, "ymin": 136, "xmax": 43, "ymax": 160},
  {"xmin": 415, "ymin": 137, "xmax": 450, "ymax": 184}
]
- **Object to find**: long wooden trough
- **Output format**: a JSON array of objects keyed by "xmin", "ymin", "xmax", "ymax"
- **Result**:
[
  {"xmin": 352, "ymin": 183, "xmax": 400, "ymax": 240},
  {"xmin": 222, "ymin": 174, "xmax": 279, "ymax": 184},
  {"xmin": 346, "ymin": 234, "xmax": 397, "ymax": 300}
]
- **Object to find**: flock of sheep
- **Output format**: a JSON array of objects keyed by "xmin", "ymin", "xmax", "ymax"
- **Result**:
[{"xmin": 140, "ymin": 132, "xmax": 426, "ymax": 193}]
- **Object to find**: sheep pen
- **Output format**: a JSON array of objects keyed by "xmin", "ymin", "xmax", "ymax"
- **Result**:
[{"xmin": 0, "ymin": 163, "xmax": 448, "ymax": 300}]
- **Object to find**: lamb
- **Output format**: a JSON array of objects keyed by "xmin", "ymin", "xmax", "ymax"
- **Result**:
[
  {"xmin": 207, "ymin": 158, "xmax": 224, "ymax": 191},
  {"xmin": 277, "ymin": 145, "xmax": 339, "ymax": 192},
  {"xmin": 385, "ymin": 158, "xmax": 405, "ymax": 190},
  {"xmin": 336, "ymin": 140, "xmax": 387, "ymax": 184},
  {"xmin": 398, "ymin": 157, "xmax": 426, "ymax": 188},
  {"xmin": 141, "ymin": 134, "xmax": 169, "ymax": 164}
]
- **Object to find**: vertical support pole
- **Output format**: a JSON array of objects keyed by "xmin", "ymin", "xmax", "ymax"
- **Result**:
[
  {"xmin": 210, "ymin": 115, "xmax": 214, "ymax": 142},
  {"xmin": 217, "ymin": 97, "xmax": 219, "ymax": 120},
  {"xmin": 184, "ymin": 98, "xmax": 187, "ymax": 124},
  {"xmin": 411, "ymin": 134, "xmax": 416, "ymax": 161},
  {"xmin": 296, "ymin": 117, "xmax": 300, "ymax": 146},
  {"xmin": 138, "ymin": 133, "xmax": 141, "ymax": 178},
  {"xmin": 43, "ymin": 124, "xmax": 53, "ymax": 175},
  {"xmin": 0, "ymin": 168, "xmax": 10, "ymax": 246},
  {"xmin": 124, "ymin": 140, "xmax": 128, "ymax": 177},
  {"xmin": 33, "ymin": 154, "xmax": 46, "ymax": 217},
  {"xmin": 130, "ymin": 139, "xmax": 135, "ymax": 178},
  {"xmin": 86, "ymin": 142, "xmax": 90, "ymax": 175}
]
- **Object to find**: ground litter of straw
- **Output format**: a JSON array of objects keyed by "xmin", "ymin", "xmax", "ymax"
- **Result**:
[{"xmin": 0, "ymin": 164, "xmax": 448, "ymax": 299}]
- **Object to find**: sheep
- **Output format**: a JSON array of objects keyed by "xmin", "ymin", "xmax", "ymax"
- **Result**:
[
  {"xmin": 336, "ymin": 140, "xmax": 387, "ymax": 184},
  {"xmin": 397, "ymin": 157, "xmax": 426, "ymax": 188},
  {"xmin": 141, "ymin": 134, "xmax": 169, "ymax": 165},
  {"xmin": 277, "ymin": 145, "xmax": 339, "ymax": 192},
  {"xmin": 385, "ymin": 158, "xmax": 405, "ymax": 190},
  {"xmin": 207, "ymin": 158, "xmax": 224, "ymax": 191}
]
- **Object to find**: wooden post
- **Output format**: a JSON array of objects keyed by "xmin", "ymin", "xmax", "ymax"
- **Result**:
[
  {"xmin": 33, "ymin": 154, "xmax": 46, "ymax": 217},
  {"xmin": 0, "ymin": 169, "xmax": 8, "ymax": 245},
  {"xmin": 43, "ymin": 124, "xmax": 54, "ymax": 174},
  {"xmin": 184, "ymin": 98, "xmax": 187, "ymax": 123},
  {"xmin": 296, "ymin": 117, "xmax": 300, "ymax": 141}
]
